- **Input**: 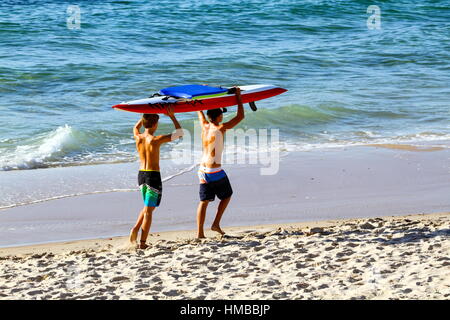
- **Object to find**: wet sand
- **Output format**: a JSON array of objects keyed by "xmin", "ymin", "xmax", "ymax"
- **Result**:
[
  {"xmin": 1, "ymin": 144, "xmax": 449, "ymax": 247},
  {"xmin": 367, "ymin": 143, "xmax": 445, "ymax": 152}
]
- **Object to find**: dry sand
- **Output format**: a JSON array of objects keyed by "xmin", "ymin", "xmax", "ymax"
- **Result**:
[{"xmin": 0, "ymin": 212, "xmax": 448, "ymax": 300}]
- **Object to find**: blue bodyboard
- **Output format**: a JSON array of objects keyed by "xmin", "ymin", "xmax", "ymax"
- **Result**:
[{"xmin": 159, "ymin": 85, "xmax": 228, "ymax": 99}]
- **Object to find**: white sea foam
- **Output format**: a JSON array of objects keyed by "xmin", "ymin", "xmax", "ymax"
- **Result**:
[
  {"xmin": 0, "ymin": 188, "xmax": 137, "ymax": 210},
  {"xmin": 1, "ymin": 130, "xmax": 449, "ymax": 210},
  {"xmin": 284, "ymin": 132, "xmax": 450, "ymax": 152},
  {"xmin": 0, "ymin": 125, "xmax": 79, "ymax": 171},
  {"xmin": 1, "ymin": 124, "xmax": 449, "ymax": 172}
]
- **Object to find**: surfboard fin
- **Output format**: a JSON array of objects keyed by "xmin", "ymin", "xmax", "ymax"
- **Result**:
[{"xmin": 249, "ymin": 101, "xmax": 258, "ymax": 111}]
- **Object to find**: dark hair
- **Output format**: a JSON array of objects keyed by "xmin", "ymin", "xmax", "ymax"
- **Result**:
[
  {"xmin": 206, "ymin": 108, "xmax": 226, "ymax": 122},
  {"xmin": 142, "ymin": 114, "xmax": 159, "ymax": 128}
]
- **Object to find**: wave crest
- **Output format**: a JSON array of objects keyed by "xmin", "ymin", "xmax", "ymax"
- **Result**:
[{"xmin": 1, "ymin": 125, "xmax": 82, "ymax": 170}]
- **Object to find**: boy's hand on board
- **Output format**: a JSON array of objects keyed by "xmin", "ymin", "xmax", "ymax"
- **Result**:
[{"xmin": 165, "ymin": 106, "xmax": 175, "ymax": 118}]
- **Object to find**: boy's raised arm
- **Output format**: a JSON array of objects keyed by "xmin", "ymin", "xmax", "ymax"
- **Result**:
[
  {"xmin": 133, "ymin": 119, "xmax": 143, "ymax": 140},
  {"xmin": 197, "ymin": 110, "xmax": 207, "ymax": 126},
  {"xmin": 222, "ymin": 87, "xmax": 244, "ymax": 130},
  {"xmin": 157, "ymin": 106, "xmax": 184, "ymax": 144}
]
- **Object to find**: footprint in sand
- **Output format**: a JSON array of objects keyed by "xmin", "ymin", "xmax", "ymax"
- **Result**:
[
  {"xmin": 207, "ymin": 266, "xmax": 219, "ymax": 272},
  {"xmin": 243, "ymin": 241, "xmax": 261, "ymax": 248},
  {"xmin": 134, "ymin": 283, "xmax": 150, "ymax": 290},
  {"xmin": 252, "ymin": 246, "xmax": 265, "ymax": 252},
  {"xmin": 163, "ymin": 289, "xmax": 183, "ymax": 297},
  {"xmin": 262, "ymin": 254, "xmax": 275, "ymax": 261},
  {"xmin": 110, "ymin": 276, "xmax": 130, "ymax": 283}
]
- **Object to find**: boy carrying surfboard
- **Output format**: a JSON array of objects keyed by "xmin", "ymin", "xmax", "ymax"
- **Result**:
[
  {"xmin": 129, "ymin": 106, "xmax": 183, "ymax": 249},
  {"xmin": 196, "ymin": 87, "xmax": 244, "ymax": 238}
]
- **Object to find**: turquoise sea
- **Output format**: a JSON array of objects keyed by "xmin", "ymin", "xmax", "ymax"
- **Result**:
[{"xmin": 0, "ymin": 0, "xmax": 449, "ymax": 207}]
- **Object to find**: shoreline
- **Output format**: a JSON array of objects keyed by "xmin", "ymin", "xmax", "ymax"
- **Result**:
[
  {"xmin": 1, "ymin": 144, "xmax": 449, "ymax": 247},
  {"xmin": 1, "ymin": 139, "xmax": 448, "ymax": 212}
]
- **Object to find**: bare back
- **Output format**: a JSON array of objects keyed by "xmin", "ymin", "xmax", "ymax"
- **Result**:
[
  {"xmin": 135, "ymin": 133, "xmax": 162, "ymax": 171},
  {"xmin": 201, "ymin": 123, "xmax": 225, "ymax": 168},
  {"xmin": 198, "ymin": 88, "xmax": 244, "ymax": 169}
]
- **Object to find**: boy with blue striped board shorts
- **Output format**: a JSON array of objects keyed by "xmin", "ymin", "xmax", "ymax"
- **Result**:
[{"xmin": 196, "ymin": 87, "xmax": 244, "ymax": 238}]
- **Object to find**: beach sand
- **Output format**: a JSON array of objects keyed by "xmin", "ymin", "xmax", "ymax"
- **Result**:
[{"xmin": 0, "ymin": 212, "xmax": 448, "ymax": 300}]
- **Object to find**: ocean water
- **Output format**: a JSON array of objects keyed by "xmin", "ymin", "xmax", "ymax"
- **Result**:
[{"xmin": 1, "ymin": 0, "xmax": 449, "ymax": 208}]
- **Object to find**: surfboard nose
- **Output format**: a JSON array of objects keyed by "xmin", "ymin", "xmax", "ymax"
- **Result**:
[{"xmin": 112, "ymin": 103, "xmax": 128, "ymax": 110}]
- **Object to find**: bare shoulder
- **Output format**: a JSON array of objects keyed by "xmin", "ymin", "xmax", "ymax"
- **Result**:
[
  {"xmin": 218, "ymin": 124, "xmax": 227, "ymax": 133},
  {"xmin": 153, "ymin": 134, "xmax": 170, "ymax": 144},
  {"xmin": 198, "ymin": 122, "xmax": 209, "ymax": 134},
  {"xmin": 134, "ymin": 133, "xmax": 143, "ymax": 142},
  {"xmin": 202, "ymin": 122, "xmax": 211, "ymax": 130}
]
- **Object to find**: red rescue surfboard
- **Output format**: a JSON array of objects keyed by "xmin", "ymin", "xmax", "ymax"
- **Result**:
[{"xmin": 112, "ymin": 84, "xmax": 287, "ymax": 114}]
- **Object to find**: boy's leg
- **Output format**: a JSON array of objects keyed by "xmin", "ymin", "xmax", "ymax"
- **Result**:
[
  {"xmin": 197, "ymin": 181, "xmax": 215, "ymax": 239},
  {"xmin": 211, "ymin": 196, "xmax": 231, "ymax": 235},
  {"xmin": 197, "ymin": 201, "xmax": 209, "ymax": 239},
  {"xmin": 211, "ymin": 173, "xmax": 233, "ymax": 235},
  {"xmin": 135, "ymin": 171, "xmax": 161, "ymax": 248},
  {"xmin": 129, "ymin": 207, "xmax": 145, "ymax": 243},
  {"xmin": 140, "ymin": 206, "xmax": 155, "ymax": 248}
]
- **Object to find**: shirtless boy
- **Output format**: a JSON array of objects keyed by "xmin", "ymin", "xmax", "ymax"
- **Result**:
[
  {"xmin": 129, "ymin": 106, "xmax": 183, "ymax": 249},
  {"xmin": 196, "ymin": 87, "xmax": 244, "ymax": 238}
]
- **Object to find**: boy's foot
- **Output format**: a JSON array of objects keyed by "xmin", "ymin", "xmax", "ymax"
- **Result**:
[
  {"xmin": 129, "ymin": 228, "xmax": 138, "ymax": 244},
  {"xmin": 211, "ymin": 225, "xmax": 225, "ymax": 236},
  {"xmin": 139, "ymin": 241, "xmax": 149, "ymax": 249}
]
